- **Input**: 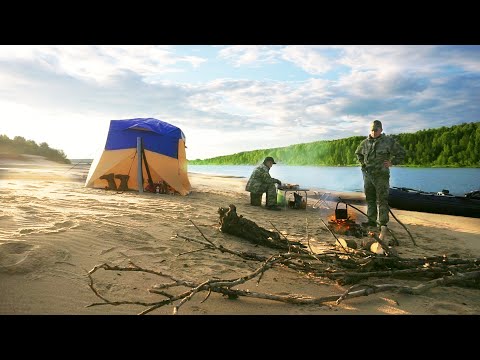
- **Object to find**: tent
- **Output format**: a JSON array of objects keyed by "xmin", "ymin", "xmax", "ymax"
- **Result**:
[{"xmin": 85, "ymin": 118, "xmax": 191, "ymax": 195}]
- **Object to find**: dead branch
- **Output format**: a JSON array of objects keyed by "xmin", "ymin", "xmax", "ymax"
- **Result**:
[
  {"xmin": 338, "ymin": 198, "xmax": 402, "ymax": 246},
  {"xmin": 177, "ymin": 227, "xmax": 479, "ymax": 287},
  {"xmin": 85, "ymin": 207, "xmax": 479, "ymax": 315},
  {"xmin": 87, "ymin": 258, "xmax": 480, "ymax": 313},
  {"xmin": 320, "ymin": 218, "xmax": 349, "ymax": 254},
  {"xmin": 269, "ymin": 221, "xmax": 292, "ymax": 253},
  {"xmin": 325, "ymin": 263, "xmax": 480, "ymax": 285},
  {"xmin": 389, "ymin": 208, "xmax": 416, "ymax": 246},
  {"xmin": 88, "ymin": 253, "xmax": 294, "ymax": 314},
  {"xmin": 174, "ymin": 233, "xmax": 269, "ymax": 262},
  {"xmin": 336, "ymin": 271, "xmax": 480, "ymax": 304},
  {"xmin": 189, "ymin": 219, "xmax": 216, "ymax": 247},
  {"xmin": 399, "ymin": 270, "xmax": 480, "ymax": 294}
]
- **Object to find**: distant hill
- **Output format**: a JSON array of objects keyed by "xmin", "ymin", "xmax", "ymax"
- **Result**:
[
  {"xmin": 189, "ymin": 122, "xmax": 480, "ymax": 168},
  {"xmin": 0, "ymin": 134, "xmax": 71, "ymax": 164}
]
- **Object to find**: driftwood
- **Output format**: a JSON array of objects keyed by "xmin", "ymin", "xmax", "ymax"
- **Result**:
[
  {"xmin": 388, "ymin": 208, "xmax": 416, "ymax": 246},
  {"xmin": 86, "ymin": 215, "xmax": 480, "ymax": 314},
  {"xmin": 338, "ymin": 198, "xmax": 403, "ymax": 246},
  {"xmin": 180, "ymin": 222, "xmax": 479, "ymax": 286},
  {"xmin": 218, "ymin": 204, "xmax": 305, "ymax": 250},
  {"xmin": 333, "ymin": 263, "xmax": 480, "ymax": 285},
  {"xmin": 87, "ymin": 258, "xmax": 480, "ymax": 314},
  {"xmin": 334, "ymin": 270, "xmax": 480, "ymax": 304}
]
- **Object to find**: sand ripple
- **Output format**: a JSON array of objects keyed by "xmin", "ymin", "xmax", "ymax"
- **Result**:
[
  {"xmin": 0, "ymin": 241, "xmax": 70, "ymax": 274},
  {"xmin": 1, "ymin": 164, "xmax": 480, "ymax": 315}
]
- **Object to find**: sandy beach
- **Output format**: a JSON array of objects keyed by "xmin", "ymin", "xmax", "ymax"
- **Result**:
[{"xmin": 1, "ymin": 154, "xmax": 479, "ymax": 315}]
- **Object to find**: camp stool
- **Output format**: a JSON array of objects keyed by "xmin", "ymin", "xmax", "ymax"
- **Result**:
[
  {"xmin": 115, "ymin": 174, "xmax": 130, "ymax": 191},
  {"xmin": 312, "ymin": 191, "xmax": 332, "ymax": 210},
  {"xmin": 250, "ymin": 193, "xmax": 262, "ymax": 206},
  {"xmin": 100, "ymin": 173, "xmax": 117, "ymax": 190}
]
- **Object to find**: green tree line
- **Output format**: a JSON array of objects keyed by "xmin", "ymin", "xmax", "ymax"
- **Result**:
[
  {"xmin": 0, "ymin": 135, "xmax": 71, "ymax": 164},
  {"xmin": 189, "ymin": 122, "xmax": 480, "ymax": 167}
]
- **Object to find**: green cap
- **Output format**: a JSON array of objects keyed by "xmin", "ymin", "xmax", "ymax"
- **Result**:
[
  {"xmin": 264, "ymin": 156, "xmax": 276, "ymax": 164},
  {"xmin": 370, "ymin": 120, "xmax": 382, "ymax": 131}
]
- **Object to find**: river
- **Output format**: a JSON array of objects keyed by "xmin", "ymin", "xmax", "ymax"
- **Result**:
[{"xmin": 188, "ymin": 165, "xmax": 480, "ymax": 196}]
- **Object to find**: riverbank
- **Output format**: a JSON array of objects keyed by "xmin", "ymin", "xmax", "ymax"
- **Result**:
[{"xmin": 1, "ymin": 155, "xmax": 479, "ymax": 315}]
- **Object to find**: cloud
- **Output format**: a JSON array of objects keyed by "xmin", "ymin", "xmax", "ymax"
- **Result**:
[
  {"xmin": 218, "ymin": 45, "xmax": 282, "ymax": 66},
  {"xmin": 1, "ymin": 45, "xmax": 480, "ymax": 160},
  {"xmin": 0, "ymin": 46, "xmax": 207, "ymax": 85},
  {"xmin": 280, "ymin": 45, "xmax": 333, "ymax": 74}
]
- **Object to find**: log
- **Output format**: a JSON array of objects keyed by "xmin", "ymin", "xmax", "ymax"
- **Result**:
[
  {"xmin": 218, "ymin": 204, "xmax": 305, "ymax": 250},
  {"xmin": 370, "ymin": 242, "xmax": 384, "ymax": 255},
  {"xmin": 361, "ymin": 239, "xmax": 376, "ymax": 250},
  {"xmin": 336, "ymin": 237, "xmax": 358, "ymax": 251}
]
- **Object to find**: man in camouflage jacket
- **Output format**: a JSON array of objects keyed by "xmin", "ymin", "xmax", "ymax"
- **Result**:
[
  {"xmin": 246, "ymin": 156, "xmax": 282, "ymax": 209},
  {"xmin": 355, "ymin": 120, "xmax": 406, "ymax": 227}
]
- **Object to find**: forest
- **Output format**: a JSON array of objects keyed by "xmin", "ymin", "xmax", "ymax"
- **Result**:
[
  {"xmin": 189, "ymin": 122, "xmax": 480, "ymax": 167},
  {"xmin": 0, "ymin": 135, "xmax": 71, "ymax": 164}
]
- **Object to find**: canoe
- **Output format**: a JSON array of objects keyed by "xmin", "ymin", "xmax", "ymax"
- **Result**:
[{"xmin": 388, "ymin": 187, "xmax": 480, "ymax": 218}]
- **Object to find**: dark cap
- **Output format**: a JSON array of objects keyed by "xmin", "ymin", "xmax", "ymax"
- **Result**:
[
  {"xmin": 264, "ymin": 156, "xmax": 276, "ymax": 164},
  {"xmin": 370, "ymin": 120, "xmax": 382, "ymax": 131}
]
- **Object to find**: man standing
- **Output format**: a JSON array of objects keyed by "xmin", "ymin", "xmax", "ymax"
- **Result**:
[
  {"xmin": 355, "ymin": 120, "xmax": 406, "ymax": 227},
  {"xmin": 246, "ymin": 156, "xmax": 282, "ymax": 211}
]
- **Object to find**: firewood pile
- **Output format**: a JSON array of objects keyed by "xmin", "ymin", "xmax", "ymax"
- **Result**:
[{"xmin": 86, "ymin": 204, "xmax": 480, "ymax": 315}]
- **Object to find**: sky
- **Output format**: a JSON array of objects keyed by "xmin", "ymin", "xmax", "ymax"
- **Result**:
[{"xmin": 1, "ymin": 45, "xmax": 479, "ymax": 160}]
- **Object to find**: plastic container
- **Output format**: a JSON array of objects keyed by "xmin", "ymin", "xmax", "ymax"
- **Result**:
[{"xmin": 277, "ymin": 191, "xmax": 286, "ymax": 206}]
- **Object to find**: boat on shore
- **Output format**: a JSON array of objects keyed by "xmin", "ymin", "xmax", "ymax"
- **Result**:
[{"xmin": 388, "ymin": 187, "xmax": 480, "ymax": 218}]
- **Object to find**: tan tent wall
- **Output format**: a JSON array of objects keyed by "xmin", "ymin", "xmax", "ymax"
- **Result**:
[{"xmin": 85, "ymin": 142, "xmax": 190, "ymax": 195}]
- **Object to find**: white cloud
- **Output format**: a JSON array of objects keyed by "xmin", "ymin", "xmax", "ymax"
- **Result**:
[
  {"xmin": 0, "ymin": 45, "xmax": 207, "ymax": 85},
  {"xmin": 218, "ymin": 45, "xmax": 281, "ymax": 67},
  {"xmin": 336, "ymin": 45, "xmax": 435, "ymax": 74},
  {"xmin": 1, "ymin": 45, "xmax": 479, "ymax": 160},
  {"xmin": 280, "ymin": 45, "xmax": 332, "ymax": 74}
]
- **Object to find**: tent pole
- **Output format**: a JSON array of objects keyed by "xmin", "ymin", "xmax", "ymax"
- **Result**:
[{"xmin": 137, "ymin": 137, "xmax": 143, "ymax": 193}]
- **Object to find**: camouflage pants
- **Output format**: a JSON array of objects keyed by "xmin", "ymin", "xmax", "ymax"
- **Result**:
[
  {"xmin": 362, "ymin": 171, "xmax": 390, "ymax": 226},
  {"xmin": 250, "ymin": 183, "xmax": 277, "ymax": 206}
]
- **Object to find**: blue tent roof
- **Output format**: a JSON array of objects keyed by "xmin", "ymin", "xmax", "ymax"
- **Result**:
[{"xmin": 105, "ymin": 118, "xmax": 185, "ymax": 159}]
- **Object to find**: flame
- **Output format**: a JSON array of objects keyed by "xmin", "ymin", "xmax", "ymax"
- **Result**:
[{"xmin": 327, "ymin": 212, "xmax": 365, "ymax": 237}]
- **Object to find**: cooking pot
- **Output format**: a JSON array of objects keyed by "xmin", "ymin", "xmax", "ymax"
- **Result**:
[{"xmin": 335, "ymin": 202, "xmax": 349, "ymax": 220}]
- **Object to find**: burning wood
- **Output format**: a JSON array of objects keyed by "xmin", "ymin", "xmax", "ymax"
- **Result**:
[
  {"xmin": 327, "ymin": 202, "xmax": 368, "ymax": 238},
  {"xmin": 327, "ymin": 217, "xmax": 368, "ymax": 238}
]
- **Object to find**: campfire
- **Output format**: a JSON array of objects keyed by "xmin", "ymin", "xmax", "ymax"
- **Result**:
[{"xmin": 327, "ymin": 203, "xmax": 367, "ymax": 238}]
